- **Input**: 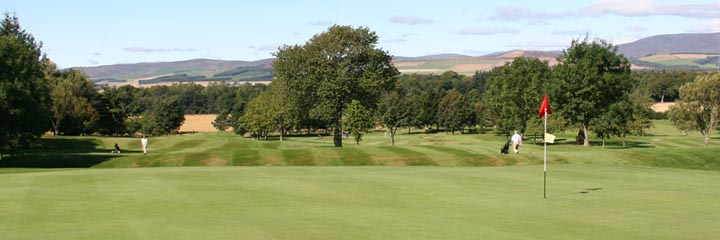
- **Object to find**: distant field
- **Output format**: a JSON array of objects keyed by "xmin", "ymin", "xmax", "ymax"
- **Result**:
[
  {"xmin": 651, "ymin": 102, "xmax": 674, "ymax": 112},
  {"xmin": 178, "ymin": 114, "xmax": 226, "ymax": 133},
  {"xmin": 639, "ymin": 53, "xmax": 720, "ymax": 69},
  {"xmin": 396, "ymin": 57, "xmax": 507, "ymax": 75}
]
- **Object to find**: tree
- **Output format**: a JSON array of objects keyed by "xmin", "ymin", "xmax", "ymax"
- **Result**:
[
  {"xmin": 635, "ymin": 70, "xmax": 696, "ymax": 103},
  {"xmin": 212, "ymin": 111, "xmax": 232, "ymax": 132},
  {"xmin": 238, "ymin": 91, "xmax": 279, "ymax": 140},
  {"xmin": 230, "ymin": 84, "xmax": 266, "ymax": 133},
  {"xmin": 95, "ymin": 86, "xmax": 130, "ymax": 135},
  {"xmin": 146, "ymin": 97, "xmax": 185, "ymax": 135},
  {"xmin": 273, "ymin": 25, "xmax": 398, "ymax": 147},
  {"xmin": 169, "ymin": 83, "xmax": 207, "ymax": 114},
  {"xmin": 668, "ymin": 72, "xmax": 720, "ymax": 147},
  {"xmin": 342, "ymin": 100, "xmax": 374, "ymax": 145},
  {"xmin": 0, "ymin": 13, "xmax": 50, "ymax": 151},
  {"xmin": 415, "ymin": 87, "xmax": 444, "ymax": 131},
  {"xmin": 47, "ymin": 67, "xmax": 98, "ymax": 136},
  {"xmin": 437, "ymin": 90, "xmax": 472, "ymax": 134},
  {"xmin": 204, "ymin": 82, "xmax": 236, "ymax": 114},
  {"xmin": 551, "ymin": 37, "xmax": 633, "ymax": 146},
  {"xmin": 484, "ymin": 57, "xmax": 550, "ymax": 136},
  {"xmin": 377, "ymin": 91, "xmax": 412, "ymax": 145},
  {"xmin": 466, "ymin": 89, "xmax": 485, "ymax": 133}
]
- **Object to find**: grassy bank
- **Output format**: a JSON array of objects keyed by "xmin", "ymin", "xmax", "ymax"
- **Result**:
[{"xmin": 1, "ymin": 121, "xmax": 718, "ymax": 170}]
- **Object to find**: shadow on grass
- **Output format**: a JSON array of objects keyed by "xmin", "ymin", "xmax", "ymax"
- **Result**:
[
  {"xmin": 579, "ymin": 188, "xmax": 603, "ymax": 194},
  {"xmin": 0, "ymin": 138, "xmax": 122, "ymax": 168}
]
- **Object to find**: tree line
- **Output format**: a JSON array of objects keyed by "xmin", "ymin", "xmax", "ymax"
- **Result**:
[{"xmin": 3, "ymin": 14, "xmax": 719, "ymax": 157}]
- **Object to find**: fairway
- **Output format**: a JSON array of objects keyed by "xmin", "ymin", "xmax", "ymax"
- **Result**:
[
  {"xmin": 1, "ymin": 165, "xmax": 718, "ymax": 239},
  {"xmin": 1, "ymin": 120, "xmax": 720, "ymax": 239}
]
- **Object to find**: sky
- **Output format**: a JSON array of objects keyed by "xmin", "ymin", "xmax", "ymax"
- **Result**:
[{"xmin": 4, "ymin": 0, "xmax": 720, "ymax": 68}]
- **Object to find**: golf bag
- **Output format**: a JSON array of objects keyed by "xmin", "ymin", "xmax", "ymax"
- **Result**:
[{"xmin": 500, "ymin": 140, "xmax": 510, "ymax": 154}]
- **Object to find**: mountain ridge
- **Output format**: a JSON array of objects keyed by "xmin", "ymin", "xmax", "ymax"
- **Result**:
[
  {"xmin": 75, "ymin": 32, "xmax": 720, "ymax": 87},
  {"xmin": 616, "ymin": 32, "xmax": 720, "ymax": 58}
]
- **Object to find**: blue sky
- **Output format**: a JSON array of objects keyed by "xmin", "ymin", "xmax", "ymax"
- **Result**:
[{"xmin": 4, "ymin": 0, "xmax": 720, "ymax": 68}]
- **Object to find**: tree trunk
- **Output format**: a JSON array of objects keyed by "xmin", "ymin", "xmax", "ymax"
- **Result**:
[
  {"xmin": 333, "ymin": 121, "xmax": 342, "ymax": 147},
  {"xmin": 390, "ymin": 127, "xmax": 397, "ymax": 146},
  {"xmin": 622, "ymin": 134, "xmax": 626, "ymax": 148},
  {"xmin": 582, "ymin": 124, "xmax": 591, "ymax": 147},
  {"xmin": 705, "ymin": 110, "xmax": 716, "ymax": 147},
  {"xmin": 51, "ymin": 118, "xmax": 60, "ymax": 136},
  {"xmin": 661, "ymin": 95, "xmax": 664, "ymax": 103},
  {"xmin": 602, "ymin": 138, "xmax": 605, "ymax": 149}
]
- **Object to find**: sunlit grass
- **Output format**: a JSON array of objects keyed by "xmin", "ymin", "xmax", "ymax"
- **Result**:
[{"xmin": 0, "ymin": 165, "xmax": 718, "ymax": 239}]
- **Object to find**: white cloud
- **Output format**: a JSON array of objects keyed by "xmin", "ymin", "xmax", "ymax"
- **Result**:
[
  {"xmin": 492, "ymin": 1, "xmax": 720, "ymax": 23},
  {"xmin": 124, "ymin": 47, "xmax": 197, "ymax": 53},
  {"xmin": 490, "ymin": 6, "xmax": 565, "ymax": 23},
  {"xmin": 388, "ymin": 16, "xmax": 434, "ymax": 25},
  {"xmin": 687, "ymin": 19, "xmax": 720, "ymax": 32},
  {"xmin": 581, "ymin": 0, "xmax": 720, "ymax": 19},
  {"xmin": 457, "ymin": 27, "xmax": 518, "ymax": 35}
]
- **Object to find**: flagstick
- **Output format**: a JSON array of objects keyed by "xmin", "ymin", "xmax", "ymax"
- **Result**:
[{"xmin": 543, "ymin": 108, "xmax": 547, "ymax": 199}]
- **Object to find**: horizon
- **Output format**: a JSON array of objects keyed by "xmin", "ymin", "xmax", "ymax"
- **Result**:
[{"xmin": 5, "ymin": 0, "xmax": 720, "ymax": 68}]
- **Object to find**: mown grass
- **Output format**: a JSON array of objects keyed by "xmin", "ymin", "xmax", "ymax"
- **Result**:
[
  {"xmin": 1, "ymin": 120, "xmax": 719, "ymax": 239},
  {"xmin": 1, "ymin": 120, "xmax": 717, "ymax": 171},
  {"xmin": 0, "ymin": 165, "xmax": 718, "ymax": 240}
]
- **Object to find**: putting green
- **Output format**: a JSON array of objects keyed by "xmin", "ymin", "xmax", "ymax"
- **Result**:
[{"xmin": 1, "ymin": 165, "xmax": 717, "ymax": 239}]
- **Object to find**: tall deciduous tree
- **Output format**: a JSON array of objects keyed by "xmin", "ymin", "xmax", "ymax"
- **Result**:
[
  {"xmin": 551, "ymin": 37, "xmax": 633, "ymax": 146},
  {"xmin": 273, "ymin": 25, "xmax": 398, "ymax": 147},
  {"xmin": 0, "ymin": 13, "xmax": 50, "ymax": 151},
  {"xmin": 95, "ymin": 86, "xmax": 130, "ymax": 135},
  {"xmin": 146, "ymin": 96, "xmax": 185, "ymax": 135},
  {"xmin": 437, "ymin": 90, "xmax": 472, "ymax": 134},
  {"xmin": 668, "ymin": 72, "xmax": 720, "ymax": 147},
  {"xmin": 47, "ymin": 67, "xmax": 98, "ymax": 136},
  {"xmin": 484, "ymin": 57, "xmax": 550, "ymax": 136}
]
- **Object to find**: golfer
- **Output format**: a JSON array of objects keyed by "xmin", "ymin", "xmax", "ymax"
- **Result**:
[
  {"xmin": 141, "ymin": 136, "xmax": 148, "ymax": 155},
  {"xmin": 511, "ymin": 131, "xmax": 522, "ymax": 154}
]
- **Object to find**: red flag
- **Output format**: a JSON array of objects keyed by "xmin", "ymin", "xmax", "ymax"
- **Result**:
[{"xmin": 538, "ymin": 94, "xmax": 552, "ymax": 119}]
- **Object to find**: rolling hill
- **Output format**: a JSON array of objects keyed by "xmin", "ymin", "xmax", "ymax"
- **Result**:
[
  {"xmin": 617, "ymin": 32, "xmax": 720, "ymax": 58},
  {"xmin": 75, "ymin": 32, "xmax": 720, "ymax": 87}
]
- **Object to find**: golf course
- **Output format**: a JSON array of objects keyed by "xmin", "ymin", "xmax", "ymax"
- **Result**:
[{"xmin": 1, "ymin": 120, "xmax": 718, "ymax": 239}]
